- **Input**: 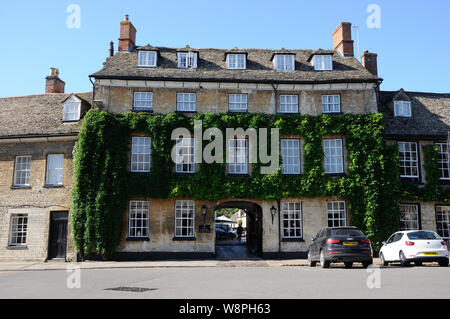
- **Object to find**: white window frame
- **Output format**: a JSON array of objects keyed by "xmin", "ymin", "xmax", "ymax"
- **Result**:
[
  {"xmin": 399, "ymin": 204, "xmax": 420, "ymax": 231},
  {"xmin": 436, "ymin": 142, "xmax": 450, "ymax": 180},
  {"xmin": 177, "ymin": 51, "xmax": 198, "ymax": 69},
  {"xmin": 274, "ymin": 54, "xmax": 295, "ymax": 72},
  {"xmin": 323, "ymin": 139, "xmax": 344, "ymax": 174},
  {"xmin": 394, "ymin": 101, "xmax": 412, "ymax": 117},
  {"xmin": 398, "ymin": 141, "xmax": 419, "ymax": 178},
  {"xmin": 131, "ymin": 137, "xmax": 151, "ymax": 172},
  {"xmin": 9, "ymin": 214, "xmax": 28, "ymax": 246},
  {"xmin": 63, "ymin": 96, "xmax": 81, "ymax": 122},
  {"xmin": 322, "ymin": 95, "xmax": 341, "ymax": 113},
  {"xmin": 175, "ymin": 137, "xmax": 195, "ymax": 173},
  {"xmin": 137, "ymin": 51, "xmax": 157, "ymax": 67},
  {"xmin": 128, "ymin": 201, "xmax": 150, "ymax": 238},
  {"xmin": 279, "ymin": 95, "xmax": 299, "ymax": 113},
  {"xmin": 133, "ymin": 92, "xmax": 153, "ymax": 111},
  {"xmin": 313, "ymin": 55, "xmax": 333, "ymax": 71},
  {"xmin": 46, "ymin": 154, "xmax": 64, "ymax": 186},
  {"xmin": 228, "ymin": 138, "xmax": 248, "ymax": 175},
  {"xmin": 177, "ymin": 93, "xmax": 196, "ymax": 112},
  {"xmin": 436, "ymin": 205, "xmax": 450, "ymax": 239},
  {"xmin": 175, "ymin": 200, "xmax": 195, "ymax": 238},
  {"xmin": 327, "ymin": 201, "xmax": 347, "ymax": 227},
  {"xmin": 13, "ymin": 156, "xmax": 31, "ymax": 186},
  {"xmin": 226, "ymin": 54, "xmax": 246, "ymax": 69},
  {"xmin": 228, "ymin": 94, "xmax": 248, "ymax": 112},
  {"xmin": 281, "ymin": 202, "xmax": 303, "ymax": 239},
  {"xmin": 281, "ymin": 139, "xmax": 301, "ymax": 174}
]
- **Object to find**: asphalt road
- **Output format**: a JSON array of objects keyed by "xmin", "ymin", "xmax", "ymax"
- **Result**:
[{"xmin": 0, "ymin": 263, "xmax": 448, "ymax": 299}]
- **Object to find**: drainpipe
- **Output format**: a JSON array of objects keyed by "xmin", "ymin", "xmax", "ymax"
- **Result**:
[
  {"xmin": 271, "ymin": 82, "xmax": 278, "ymax": 114},
  {"xmin": 89, "ymin": 75, "xmax": 95, "ymax": 106},
  {"xmin": 277, "ymin": 199, "xmax": 281, "ymax": 259}
]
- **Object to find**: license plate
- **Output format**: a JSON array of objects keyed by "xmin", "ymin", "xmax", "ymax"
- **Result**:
[
  {"xmin": 343, "ymin": 241, "xmax": 358, "ymax": 246},
  {"xmin": 423, "ymin": 252, "xmax": 438, "ymax": 256}
]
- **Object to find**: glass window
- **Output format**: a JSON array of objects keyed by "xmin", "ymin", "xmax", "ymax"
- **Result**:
[
  {"xmin": 175, "ymin": 137, "xmax": 195, "ymax": 173},
  {"xmin": 129, "ymin": 201, "xmax": 149, "ymax": 238},
  {"xmin": 133, "ymin": 92, "xmax": 153, "ymax": 111},
  {"xmin": 226, "ymin": 54, "xmax": 246, "ymax": 69},
  {"xmin": 313, "ymin": 55, "xmax": 333, "ymax": 70},
  {"xmin": 281, "ymin": 139, "xmax": 300, "ymax": 174},
  {"xmin": 63, "ymin": 96, "xmax": 81, "ymax": 121},
  {"xmin": 228, "ymin": 138, "xmax": 248, "ymax": 174},
  {"xmin": 407, "ymin": 231, "xmax": 440, "ymax": 240},
  {"xmin": 274, "ymin": 54, "xmax": 295, "ymax": 72},
  {"xmin": 281, "ymin": 202, "xmax": 302, "ymax": 239},
  {"xmin": 177, "ymin": 52, "xmax": 198, "ymax": 69},
  {"xmin": 9, "ymin": 214, "xmax": 28, "ymax": 246},
  {"xmin": 228, "ymin": 94, "xmax": 248, "ymax": 112},
  {"xmin": 46, "ymin": 154, "xmax": 64, "ymax": 185},
  {"xmin": 398, "ymin": 142, "xmax": 419, "ymax": 178},
  {"xmin": 175, "ymin": 200, "xmax": 195, "ymax": 237},
  {"xmin": 436, "ymin": 143, "xmax": 450, "ymax": 180},
  {"xmin": 138, "ymin": 51, "xmax": 157, "ymax": 67},
  {"xmin": 394, "ymin": 101, "xmax": 411, "ymax": 117},
  {"xmin": 327, "ymin": 201, "xmax": 347, "ymax": 227},
  {"xmin": 131, "ymin": 137, "xmax": 151, "ymax": 172},
  {"xmin": 323, "ymin": 139, "xmax": 344, "ymax": 174},
  {"xmin": 280, "ymin": 95, "xmax": 299, "ymax": 113},
  {"xmin": 14, "ymin": 156, "xmax": 31, "ymax": 186},
  {"xmin": 177, "ymin": 93, "xmax": 196, "ymax": 112},
  {"xmin": 399, "ymin": 204, "xmax": 420, "ymax": 230},
  {"xmin": 436, "ymin": 205, "xmax": 450, "ymax": 239},
  {"xmin": 322, "ymin": 95, "xmax": 341, "ymax": 113}
]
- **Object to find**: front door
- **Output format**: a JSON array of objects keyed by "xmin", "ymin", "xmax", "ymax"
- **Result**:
[{"xmin": 48, "ymin": 211, "xmax": 68, "ymax": 259}]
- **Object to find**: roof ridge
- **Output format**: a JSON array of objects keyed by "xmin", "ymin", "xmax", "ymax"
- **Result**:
[{"xmin": 0, "ymin": 92, "xmax": 91, "ymax": 100}]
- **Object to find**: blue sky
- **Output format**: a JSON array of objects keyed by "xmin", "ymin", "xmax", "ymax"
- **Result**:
[{"xmin": 0, "ymin": 0, "xmax": 449, "ymax": 97}]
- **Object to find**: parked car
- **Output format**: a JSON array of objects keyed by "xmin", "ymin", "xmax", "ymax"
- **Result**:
[
  {"xmin": 215, "ymin": 226, "xmax": 237, "ymax": 240},
  {"xmin": 307, "ymin": 227, "xmax": 373, "ymax": 268},
  {"xmin": 379, "ymin": 230, "xmax": 449, "ymax": 267},
  {"xmin": 216, "ymin": 224, "xmax": 232, "ymax": 232}
]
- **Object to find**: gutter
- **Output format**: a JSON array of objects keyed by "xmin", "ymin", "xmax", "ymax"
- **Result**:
[{"xmin": 0, "ymin": 133, "xmax": 79, "ymax": 144}]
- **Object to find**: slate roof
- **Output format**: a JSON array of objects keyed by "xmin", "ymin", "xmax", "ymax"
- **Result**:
[
  {"xmin": 91, "ymin": 46, "xmax": 380, "ymax": 84},
  {"xmin": 380, "ymin": 90, "xmax": 450, "ymax": 139},
  {"xmin": 0, "ymin": 92, "xmax": 91, "ymax": 138}
]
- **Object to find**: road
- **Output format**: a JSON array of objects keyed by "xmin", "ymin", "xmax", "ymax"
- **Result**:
[{"xmin": 0, "ymin": 263, "xmax": 448, "ymax": 299}]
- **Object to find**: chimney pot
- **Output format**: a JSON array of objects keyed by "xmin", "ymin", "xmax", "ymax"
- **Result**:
[
  {"xmin": 332, "ymin": 22, "xmax": 354, "ymax": 57},
  {"xmin": 45, "ymin": 68, "xmax": 65, "ymax": 94},
  {"xmin": 118, "ymin": 15, "xmax": 136, "ymax": 51}
]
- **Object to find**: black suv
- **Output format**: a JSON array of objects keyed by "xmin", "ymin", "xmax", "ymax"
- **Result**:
[{"xmin": 307, "ymin": 227, "xmax": 373, "ymax": 268}]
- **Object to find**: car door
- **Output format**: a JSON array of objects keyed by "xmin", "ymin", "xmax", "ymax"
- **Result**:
[
  {"xmin": 390, "ymin": 232, "xmax": 404, "ymax": 261},
  {"xmin": 383, "ymin": 233, "xmax": 397, "ymax": 261},
  {"xmin": 309, "ymin": 229, "xmax": 323, "ymax": 260}
]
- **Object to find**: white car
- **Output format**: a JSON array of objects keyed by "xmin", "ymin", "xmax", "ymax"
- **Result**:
[{"xmin": 379, "ymin": 230, "xmax": 449, "ymax": 267}]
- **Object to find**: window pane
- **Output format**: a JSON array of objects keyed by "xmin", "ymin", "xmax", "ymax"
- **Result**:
[
  {"xmin": 323, "ymin": 139, "xmax": 344, "ymax": 174},
  {"xmin": 131, "ymin": 137, "xmax": 151, "ymax": 172},
  {"xmin": 129, "ymin": 201, "xmax": 149, "ymax": 238},
  {"xmin": 327, "ymin": 201, "xmax": 346, "ymax": 227},
  {"xmin": 281, "ymin": 202, "xmax": 302, "ymax": 238},
  {"xmin": 46, "ymin": 154, "xmax": 64, "ymax": 185},
  {"xmin": 14, "ymin": 156, "xmax": 31, "ymax": 186},
  {"xmin": 175, "ymin": 200, "xmax": 195, "ymax": 237}
]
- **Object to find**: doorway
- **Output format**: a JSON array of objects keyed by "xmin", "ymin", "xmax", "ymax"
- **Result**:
[
  {"xmin": 214, "ymin": 201, "xmax": 263, "ymax": 260},
  {"xmin": 48, "ymin": 211, "xmax": 68, "ymax": 260}
]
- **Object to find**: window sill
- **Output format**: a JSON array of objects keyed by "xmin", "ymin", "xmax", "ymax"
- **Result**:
[
  {"xmin": 6, "ymin": 245, "xmax": 28, "ymax": 250},
  {"xmin": 174, "ymin": 172, "xmax": 196, "ymax": 176},
  {"xmin": 132, "ymin": 109, "xmax": 153, "ymax": 113},
  {"xmin": 322, "ymin": 111, "xmax": 343, "ymax": 115},
  {"xmin": 173, "ymin": 237, "xmax": 196, "ymax": 241},
  {"xmin": 175, "ymin": 110, "xmax": 197, "ymax": 114},
  {"xmin": 62, "ymin": 120, "xmax": 80, "ymax": 123},
  {"xmin": 325, "ymin": 173, "xmax": 346, "ymax": 177},
  {"xmin": 126, "ymin": 237, "xmax": 150, "ymax": 242},
  {"xmin": 227, "ymin": 110, "xmax": 248, "ymax": 114},
  {"xmin": 282, "ymin": 173, "xmax": 302, "ymax": 177},
  {"xmin": 282, "ymin": 238, "xmax": 305, "ymax": 242},
  {"xmin": 400, "ymin": 178, "xmax": 422, "ymax": 185},
  {"xmin": 439, "ymin": 180, "xmax": 450, "ymax": 185},
  {"xmin": 228, "ymin": 174, "xmax": 250, "ymax": 177},
  {"xmin": 10, "ymin": 186, "xmax": 32, "ymax": 190},
  {"xmin": 43, "ymin": 184, "xmax": 65, "ymax": 188}
]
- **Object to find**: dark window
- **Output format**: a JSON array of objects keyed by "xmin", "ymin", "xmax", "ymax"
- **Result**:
[
  {"xmin": 330, "ymin": 228, "xmax": 364, "ymax": 237},
  {"xmin": 407, "ymin": 231, "xmax": 440, "ymax": 240}
]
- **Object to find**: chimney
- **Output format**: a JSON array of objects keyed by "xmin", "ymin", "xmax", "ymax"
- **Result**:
[
  {"xmin": 332, "ymin": 22, "xmax": 354, "ymax": 57},
  {"xmin": 45, "ymin": 68, "xmax": 65, "ymax": 94},
  {"xmin": 118, "ymin": 14, "xmax": 136, "ymax": 51},
  {"xmin": 361, "ymin": 50, "xmax": 378, "ymax": 76},
  {"xmin": 109, "ymin": 41, "xmax": 114, "ymax": 57}
]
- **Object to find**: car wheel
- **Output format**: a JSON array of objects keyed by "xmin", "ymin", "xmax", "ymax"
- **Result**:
[
  {"xmin": 399, "ymin": 251, "xmax": 410, "ymax": 267},
  {"xmin": 344, "ymin": 262, "xmax": 353, "ymax": 268},
  {"xmin": 307, "ymin": 251, "xmax": 316, "ymax": 267},
  {"xmin": 380, "ymin": 252, "xmax": 388, "ymax": 266},
  {"xmin": 438, "ymin": 258, "xmax": 449, "ymax": 267},
  {"xmin": 362, "ymin": 260, "xmax": 372, "ymax": 268},
  {"xmin": 414, "ymin": 261, "xmax": 423, "ymax": 266},
  {"xmin": 319, "ymin": 250, "xmax": 330, "ymax": 268}
]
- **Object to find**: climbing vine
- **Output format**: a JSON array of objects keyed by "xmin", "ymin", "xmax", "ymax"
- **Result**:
[{"xmin": 72, "ymin": 110, "xmax": 427, "ymax": 258}]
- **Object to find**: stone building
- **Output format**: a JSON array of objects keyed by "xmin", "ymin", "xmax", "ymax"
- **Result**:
[
  {"xmin": 87, "ymin": 16, "xmax": 383, "ymax": 259},
  {"xmin": 0, "ymin": 69, "xmax": 91, "ymax": 261},
  {"xmin": 380, "ymin": 89, "xmax": 450, "ymax": 239}
]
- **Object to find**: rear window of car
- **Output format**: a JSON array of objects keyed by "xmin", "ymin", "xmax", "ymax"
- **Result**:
[
  {"xmin": 407, "ymin": 231, "xmax": 440, "ymax": 240},
  {"xmin": 330, "ymin": 229, "xmax": 365, "ymax": 237}
]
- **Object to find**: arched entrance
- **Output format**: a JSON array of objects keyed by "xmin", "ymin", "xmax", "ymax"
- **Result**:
[{"xmin": 214, "ymin": 201, "xmax": 263, "ymax": 260}]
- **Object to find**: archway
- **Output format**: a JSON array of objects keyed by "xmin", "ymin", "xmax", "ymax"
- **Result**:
[{"xmin": 214, "ymin": 201, "xmax": 263, "ymax": 260}]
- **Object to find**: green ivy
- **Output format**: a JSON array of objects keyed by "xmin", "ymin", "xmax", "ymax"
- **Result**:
[{"xmin": 72, "ymin": 110, "xmax": 406, "ymax": 258}]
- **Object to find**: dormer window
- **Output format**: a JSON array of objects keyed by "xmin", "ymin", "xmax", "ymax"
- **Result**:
[
  {"xmin": 312, "ymin": 55, "xmax": 333, "ymax": 71},
  {"xmin": 274, "ymin": 54, "xmax": 295, "ymax": 72},
  {"xmin": 178, "ymin": 51, "xmax": 198, "ymax": 69},
  {"xmin": 394, "ymin": 101, "xmax": 411, "ymax": 117},
  {"xmin": 63, "ymin": 95, "xmax": 81, "ymax": 122},
  {"xmin": 226, "ymin": 54, "xmax": 246, "ymax": 69},
  {"xmin": 138, "ymin": 51, "xmax": 157, "ymax": 67}
]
